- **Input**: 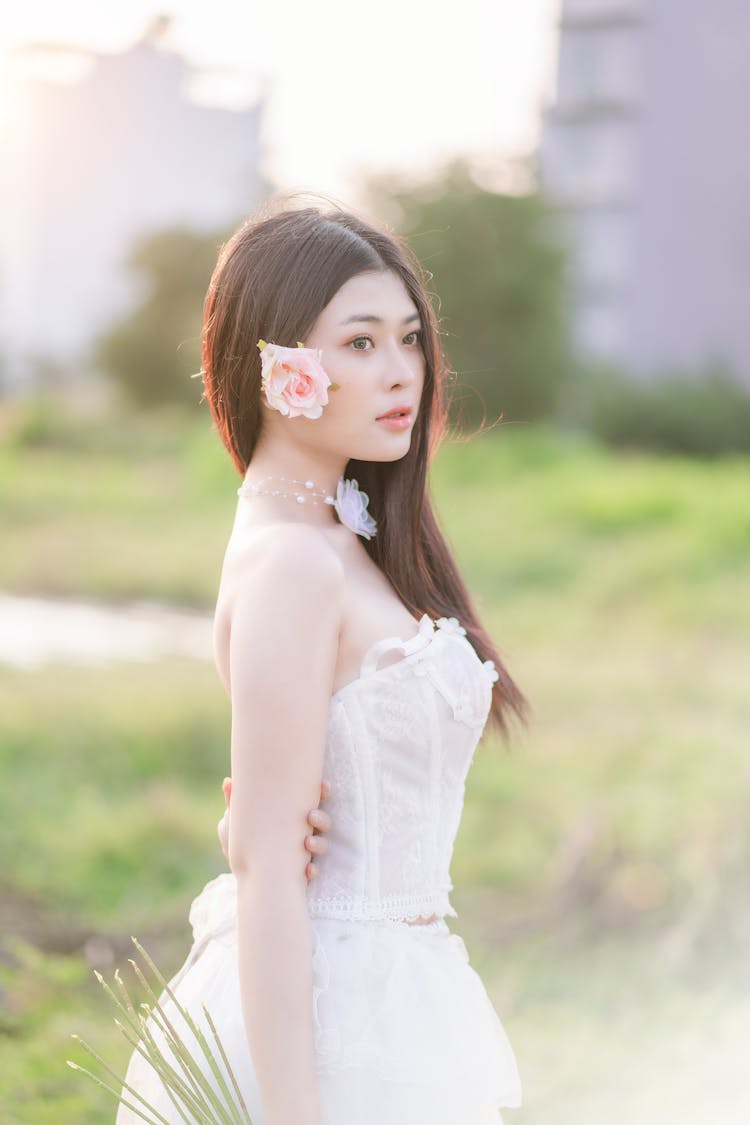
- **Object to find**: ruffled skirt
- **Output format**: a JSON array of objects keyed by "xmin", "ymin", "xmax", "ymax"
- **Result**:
[{"xmin": 115, "ymin": 873, "xmax": 522, "ymax": 1125}]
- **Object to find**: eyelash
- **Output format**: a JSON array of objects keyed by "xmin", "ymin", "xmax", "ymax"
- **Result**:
[{"xmin": 349, "ymin": 330, "xmax": 422, "ymax": 351}]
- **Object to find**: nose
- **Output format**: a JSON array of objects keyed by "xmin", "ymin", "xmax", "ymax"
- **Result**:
[{"xmin": 385, "ymin": 338, "xmax": 422, "ymax": 387}]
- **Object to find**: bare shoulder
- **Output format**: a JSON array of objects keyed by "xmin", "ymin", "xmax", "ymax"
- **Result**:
[
  {"xmin": 223, "ymin": 521, "xmax": 345, "ymax": 608},
  {"xmin": 214, "ymin": 521, "xmax": 345, "ymax": 696}
]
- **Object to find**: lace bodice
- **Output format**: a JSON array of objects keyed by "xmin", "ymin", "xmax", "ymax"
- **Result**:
[{"xmin": 306, "ymin": 614, "xmax": 499, "ymax": 924}]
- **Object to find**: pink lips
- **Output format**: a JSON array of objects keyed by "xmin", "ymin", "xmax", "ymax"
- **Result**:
[
  {"xmin": 376, "ymin": 405, "xmax": 412, "ymax": 421},
  {"xmin": 377, "ymin": 413, "xmax": 412, "ymax": 430}
]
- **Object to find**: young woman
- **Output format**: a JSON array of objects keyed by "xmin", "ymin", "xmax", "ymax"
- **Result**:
[{"xmin": 116, "ymin": 194, "xmax": 529, "ymax": 1125}]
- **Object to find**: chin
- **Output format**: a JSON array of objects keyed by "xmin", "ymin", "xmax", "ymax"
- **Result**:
[
  {"xmin": 369, "ymin": 442, "xmax": 412, "ymax": 464},
  {"xmin": 346, "ymin": 430, "xmax": 414, "ymax": 465}
]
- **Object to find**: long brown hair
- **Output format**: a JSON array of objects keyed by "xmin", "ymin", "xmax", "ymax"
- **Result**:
[{"xmin": 200, "ymin": 191, "xmax": 530, "ymax": 747}]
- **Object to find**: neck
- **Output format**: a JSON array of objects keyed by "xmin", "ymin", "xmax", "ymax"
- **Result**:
[{"xmin": 239, "ymin": 445, "xmax": 348, "ymax": 529}]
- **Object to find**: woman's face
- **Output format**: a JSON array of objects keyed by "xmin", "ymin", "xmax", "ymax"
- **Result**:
[{"xmin": 270, "ymin": 269, "xmax": 426, "ymax": 465}]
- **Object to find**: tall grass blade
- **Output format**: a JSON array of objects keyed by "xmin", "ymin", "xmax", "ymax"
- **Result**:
[{"xmin": 68, "ymin": 937, "xmax": 254, "ymax": 1123}]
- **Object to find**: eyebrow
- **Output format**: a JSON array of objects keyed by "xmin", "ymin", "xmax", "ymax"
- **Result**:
[{"xmin": 339, "ymin": 312, "xmax": 422, "ymax": 326}]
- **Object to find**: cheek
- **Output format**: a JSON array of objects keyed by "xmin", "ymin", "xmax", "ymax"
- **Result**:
[
  {"xmin": 320, "ymin": 353, "xmax": 350, "ymax": 393},
  {"xmin": 343, "ymin": 381, "xmax": 382, "ymax": 430},
  {"xmin": 321, "ymin": 353, "xmax": 366, "ymax": 395}
]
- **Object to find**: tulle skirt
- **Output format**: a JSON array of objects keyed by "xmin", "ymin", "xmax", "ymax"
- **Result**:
[{"xmin": 115, "ymin": 873, "xmax": 522, "ymax": 1125}]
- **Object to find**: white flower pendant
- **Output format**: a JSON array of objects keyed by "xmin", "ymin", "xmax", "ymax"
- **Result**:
[{"xmin": 330, "ymin": 476, "xmax": 378, "ymax": 539}]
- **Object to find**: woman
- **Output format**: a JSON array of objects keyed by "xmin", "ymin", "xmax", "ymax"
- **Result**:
[{"xmin": 116, "ymin": 193, "xmax": 529, "ymax": 1124}]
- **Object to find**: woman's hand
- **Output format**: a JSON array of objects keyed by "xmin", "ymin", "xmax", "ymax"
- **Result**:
[{"xmin": 217, "ymin": 776, "xmax": 332, "ymax": 882}]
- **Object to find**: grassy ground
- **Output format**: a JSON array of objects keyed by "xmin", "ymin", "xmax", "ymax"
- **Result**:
[{"xmin": 1, "ymin": 396, "xmax": 748, "ymax": 1123}]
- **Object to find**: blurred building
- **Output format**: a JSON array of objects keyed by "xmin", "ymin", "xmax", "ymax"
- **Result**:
[
  {"xmin": 0, "ymin": 18, "xmax": 266, "ymax": 395},
  {"xmin": 539, "ymin": 0, "xmax": 750, "ymax": 387}
]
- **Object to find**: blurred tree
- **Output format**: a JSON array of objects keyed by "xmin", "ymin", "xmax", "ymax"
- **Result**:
[
  {"xmin": 92, "ymin": 225, "xmax": 230, "ymax": 408},
  {"xmin": 362, "ymin": 158, "xmax": 573, "ymax": 426},
  {"xmin": 570, "ymin": 359, "xmax": 750, "ymax": 458}
]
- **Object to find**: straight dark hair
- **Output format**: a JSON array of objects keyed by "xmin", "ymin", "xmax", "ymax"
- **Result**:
[{"xmin": 200, "ymin": 192, "xmax": 530, "ymax": 746}]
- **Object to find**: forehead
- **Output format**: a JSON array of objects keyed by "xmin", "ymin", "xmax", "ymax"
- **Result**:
[{"xmin": 321, "ymin": 270, "xmax": 419, "ymax": 324}]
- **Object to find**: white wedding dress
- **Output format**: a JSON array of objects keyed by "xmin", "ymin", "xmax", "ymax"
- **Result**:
[{"xmin": 115, "ymin": 613, "xmax": 522, "ymax": 1124}]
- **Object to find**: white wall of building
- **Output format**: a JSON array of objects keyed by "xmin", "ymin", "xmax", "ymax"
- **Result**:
[
  {"xmin": 539, "ymin": 0, "xmax": 750, "ymax": 388},
  {"xmin": 0, "ymin": 30, "xmax": 265, "ymax": 393}
]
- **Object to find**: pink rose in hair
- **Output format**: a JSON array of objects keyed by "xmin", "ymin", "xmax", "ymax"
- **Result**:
[{"xmin": 257, "ymin": 339, "xmax": 337, "ymax": 419}]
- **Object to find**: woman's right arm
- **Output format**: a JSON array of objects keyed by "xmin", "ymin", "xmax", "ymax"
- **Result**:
[{"xmin": 226, "ymin": 523, "xmax": 344, "ymax": 1125}]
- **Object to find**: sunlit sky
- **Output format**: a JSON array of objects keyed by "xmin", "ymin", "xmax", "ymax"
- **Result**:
[{"xmin": 0, "ymin": 0, "xmax": 560, "ymax": 202}]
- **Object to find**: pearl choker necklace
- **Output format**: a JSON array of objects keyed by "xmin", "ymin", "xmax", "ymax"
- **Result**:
[
  {"xmin": 237, "ymin": 475, "xmax": 335, "ymax": 506},
  {"xmin": 237, "ymin": 474, "xmax": 378, "ymax": 540}
]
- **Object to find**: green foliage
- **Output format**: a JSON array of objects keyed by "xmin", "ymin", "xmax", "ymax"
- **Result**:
[
  {"xmin": 563, "ymin": 359, "xmax": 750, "ymax": 458},
  {"xmin": 1, "ymin": 393, "xmax": 70, "ymax": 449},
  {"xmin": 363, "ymin": 157, "xmax": 575, "ymax": 425},
  {"xmin": 0, "ymin": 658, "xmax": 227, "ymax": 926},
  {"xmin": 92, "ymin": 225, "xmax": 232, "ymax": 408}
]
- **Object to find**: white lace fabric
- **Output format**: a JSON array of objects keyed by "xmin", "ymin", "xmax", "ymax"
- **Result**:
[{"xmin": 306, "ymin": 613, "xmax": 499, "ymax": 924}]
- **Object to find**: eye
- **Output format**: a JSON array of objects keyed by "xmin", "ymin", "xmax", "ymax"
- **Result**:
[
  {"xmin": 350, "ymin": 335, "xmax": 373, "ymax": 351},
  {"xmin": 404, "ymin": 330, "xmax": 422, "ymax": 347}
]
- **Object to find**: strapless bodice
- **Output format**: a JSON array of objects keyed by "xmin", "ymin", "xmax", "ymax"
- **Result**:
[{"xmin": 305, "ymin": 614, "xmax": 499, "ymax": 924}]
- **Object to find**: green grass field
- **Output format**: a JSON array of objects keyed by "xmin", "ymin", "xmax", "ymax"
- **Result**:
[{"xmin": 1, "ymin": 398, "xmax": 748, "ymax": 1123}]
